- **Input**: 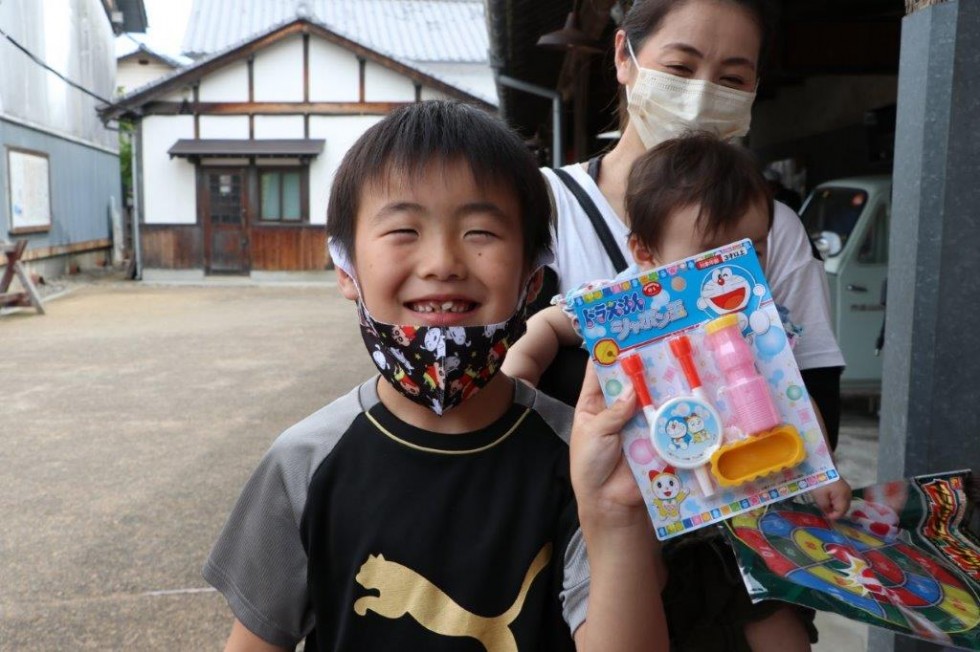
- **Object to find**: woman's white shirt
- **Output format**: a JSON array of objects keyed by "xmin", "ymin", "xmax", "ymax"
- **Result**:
[{"xmin": 542, "ymin": 164, "xmax": 845, "ymax": 371}]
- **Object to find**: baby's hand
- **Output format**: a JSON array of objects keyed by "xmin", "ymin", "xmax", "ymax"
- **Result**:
[{"xmin": 811, "ymin": 478, "xmax": 852, "ymax": 520}]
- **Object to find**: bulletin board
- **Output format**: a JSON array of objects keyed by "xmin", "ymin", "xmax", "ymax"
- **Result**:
[{"xmin": 7, "ymin": 148, "xmax": 51, "ymax": 233}]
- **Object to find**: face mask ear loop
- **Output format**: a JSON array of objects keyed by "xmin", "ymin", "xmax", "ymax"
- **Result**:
[
  {"xmin": 626, "ymin": 37, "xmax": 640, "ymax": 67},
  {"xmin": 624, "ymin": 37, "xmax": 642, "ymax": 102},
  {"xmin": 328, "ymin": 237, "xmax": 368, "ymax": 304}
]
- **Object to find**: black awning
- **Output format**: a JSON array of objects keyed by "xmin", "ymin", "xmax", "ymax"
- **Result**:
[{"xmin": 167, "ymin": 139, "xmax": 325, "ymax": 159}]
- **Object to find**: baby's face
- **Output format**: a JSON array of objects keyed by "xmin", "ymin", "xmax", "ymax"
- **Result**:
[{"xmin": 632, "ymin": 200, "xmax": 770, "ymax": 271}]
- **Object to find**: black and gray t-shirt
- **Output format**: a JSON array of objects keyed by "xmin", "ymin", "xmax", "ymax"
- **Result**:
[{"xmin": 204, "ymin": 378, "xmax": 589, "ymax": 650}]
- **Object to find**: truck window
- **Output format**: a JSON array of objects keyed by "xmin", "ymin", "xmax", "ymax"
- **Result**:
[
  {"xmin": 801, "ymin": 188, "xmax": 869, "ymax": 250},
  {"xmin": 858, "ymin": 204, "xmax": 889, "ymax": 265}
]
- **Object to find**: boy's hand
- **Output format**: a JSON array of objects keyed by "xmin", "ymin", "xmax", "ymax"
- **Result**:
[
  {"xmin": 811, "ymin": 478, "xmax": 852, "ymax": 520},
  {"xmin": 570, "ymin": 365, "xmax": 646, "ymax": 527}
]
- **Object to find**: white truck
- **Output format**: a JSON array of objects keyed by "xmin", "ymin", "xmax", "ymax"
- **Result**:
[{"xmin": 800, "ymin": 175, "xmax": 891, "ymax": 396}]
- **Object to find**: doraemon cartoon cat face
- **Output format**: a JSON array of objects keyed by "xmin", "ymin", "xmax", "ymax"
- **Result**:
[{"xmin": 700, "ymin": 266, "xmax": 751, "ymax": 314}]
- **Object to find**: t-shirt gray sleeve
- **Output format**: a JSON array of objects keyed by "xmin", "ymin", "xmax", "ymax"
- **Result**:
[
  {"xmin": 521, "ymin": 385, "xmax": 591, "ymax": 634},
  {"xmin": 203, "ymin": 384, "xmax": 366, "ymax": 647},
  {"xmin": 561, "ymin": 527, "xmax": 590, "ymax": 636}
]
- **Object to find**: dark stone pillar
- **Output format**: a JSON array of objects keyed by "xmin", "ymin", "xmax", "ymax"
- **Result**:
[{"xmin": 873, "ymin": 0, "xmax": 980, "ymax": 648}]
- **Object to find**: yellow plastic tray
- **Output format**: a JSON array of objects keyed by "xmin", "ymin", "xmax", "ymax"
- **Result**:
[{"xmin": 709, "ymin": 424, "xmax": 806, "ymax": 487}]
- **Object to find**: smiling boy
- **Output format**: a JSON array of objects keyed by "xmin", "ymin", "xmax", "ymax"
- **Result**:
[{"xmin": 204, "ymin": 101, "xmax": 667, "ymax": 651}]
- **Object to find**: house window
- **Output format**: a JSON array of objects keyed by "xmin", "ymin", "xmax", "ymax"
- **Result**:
[
  {"xmin": 259, "ymin": 168, "xmax": 306, "ymax": 222},
  {"xmin": 7, "ymin": 148, "xmax": 52, "ymax": 234}
]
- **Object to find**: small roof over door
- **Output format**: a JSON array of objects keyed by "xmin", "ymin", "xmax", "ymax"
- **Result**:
[{"xmin": 167, "ymin": 138, "xmax": 326, "ymax": 159}]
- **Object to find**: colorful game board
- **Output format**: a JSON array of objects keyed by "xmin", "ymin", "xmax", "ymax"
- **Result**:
[{"xmin": 728, "ymin": 471, "xmax": 980, "ymax": 647}]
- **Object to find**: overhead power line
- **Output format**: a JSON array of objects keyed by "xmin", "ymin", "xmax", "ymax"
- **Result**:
[{"xmin": 0, "ymin": 24, "xmax": 116, "ymax": 107}]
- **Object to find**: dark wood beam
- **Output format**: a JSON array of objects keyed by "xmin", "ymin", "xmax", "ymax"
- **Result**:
[
  {"xmin": 247, "ymin": 56, "xmax": 255, "ymax": 138},
  {"xmin": 303, "ymin": 33, "xmax": 310, "ymax": 102},
  {"xmin": 193, "ymin": 84, "xmax": 200, "ymax": 138},
  {"xmin": 358, "ymin": 57, "xmax": 366, "ymax": 102},
  {"xmin": 144, "ymin": 101, "xmax": 413, "ymax": 116}
]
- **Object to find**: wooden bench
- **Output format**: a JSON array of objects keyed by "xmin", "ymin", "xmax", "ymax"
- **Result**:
[{"xmin": 1, "ymin": 239, "xmax": 45, "ymax": 314}]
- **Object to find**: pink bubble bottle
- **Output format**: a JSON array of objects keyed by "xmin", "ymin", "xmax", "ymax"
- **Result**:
[{"xmin": 704, "ymin": 314, "xmax": 780, "ymax": 436}]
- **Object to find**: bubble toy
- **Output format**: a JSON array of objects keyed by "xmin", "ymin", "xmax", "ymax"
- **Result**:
[{"xmin": 620, "ymin": 346, "xmax": 722, "ymax": 496}]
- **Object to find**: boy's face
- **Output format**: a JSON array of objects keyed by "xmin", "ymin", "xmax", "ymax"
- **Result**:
[
  {"xmin": 629, "ymin": 200, "xmax": 770, "ymax": 271},
  {"xmin": 337, "ymin": 161, "xmax": 529, "ymax": 327}
]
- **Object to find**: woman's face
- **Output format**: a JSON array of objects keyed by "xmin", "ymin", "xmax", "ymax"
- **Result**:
[{"xmin": 616, "ymin": 0, "xmax": 762, "ymax": 92}]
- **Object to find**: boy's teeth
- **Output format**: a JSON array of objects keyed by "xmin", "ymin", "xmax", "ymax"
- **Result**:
[{"xmin": 412, "ymin": 301, "xmax": 470, "ymax": 313}]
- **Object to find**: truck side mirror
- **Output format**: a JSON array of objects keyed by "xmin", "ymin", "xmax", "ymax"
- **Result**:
[{"xmin": 813, "ymin": 231, "xmax": 843, "ymax": 258}]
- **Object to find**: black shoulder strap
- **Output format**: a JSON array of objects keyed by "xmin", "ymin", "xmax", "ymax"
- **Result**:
[{"xmin": 552, "ymin": 167, "xmax": 629, "ymax": 274}]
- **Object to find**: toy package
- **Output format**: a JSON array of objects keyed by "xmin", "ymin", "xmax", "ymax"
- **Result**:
[
  {"xmin": 726, "ymin": 470, "xmax": 979, "ymax": 648},
  {"xmin": 566, "ymin": 239, "xmax": 840, "ymax": 540}
]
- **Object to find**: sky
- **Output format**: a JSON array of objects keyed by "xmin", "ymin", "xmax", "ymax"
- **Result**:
[{"xmin": 116, "ymin": 0, "xmax": 194, "ymax": 59}]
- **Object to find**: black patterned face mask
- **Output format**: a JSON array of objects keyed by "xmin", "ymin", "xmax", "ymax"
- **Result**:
[
  {"xmin": 355, "ymin": 298, "xmax": 529, "ymax": 415},
  {"xmin": 328, "ymin": 238, "xmax": 549, "ymax": 416}
]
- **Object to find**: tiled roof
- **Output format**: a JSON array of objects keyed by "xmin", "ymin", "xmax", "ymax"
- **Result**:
[
  {"xmin": 103, "ymin": 17, "xmax": 495, "ymax": 118},
  {"xmin": 182, "ymin": 0, "xmax": 489, "ymax": 63},
  {"xmin": 116, "ymin": 40, "xmax": 191, "ymax": 69}
]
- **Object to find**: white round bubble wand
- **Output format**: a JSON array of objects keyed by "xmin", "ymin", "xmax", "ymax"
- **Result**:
[{"xmin": 620, "ymin": 338, "xmax": 723, "ymax": 497}]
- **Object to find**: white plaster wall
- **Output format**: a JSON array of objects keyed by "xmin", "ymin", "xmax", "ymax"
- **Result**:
[
  {"xmin": 364, "ymin": 61, "xmax": 416, "ymax": 102},
  {"xmin": 254, "ymin": 115, "xmax": 305, "ymax": 139},
  {"xmin": 141, "ymin": 115, "xmax": 196, "ymax": 225},
  {"xmin": 308, "ymin": 37, "xmax": 359, "ymax": 102},
  {"xmin": 116, "ymin": 62, "xmax": 176, "ymax": 96},
  {"xmin": 308, "ymin": 115, "xmax": 384, "ymax": 225},
  {"xmin": 197, "ymin": 61, "xmax": 249, "ymax": 102},
  {"xmin": 199, "ymin": 116, "xmax": 250, "ymax": 139},
  {"xmin": 418, "ymin": 62, "xmax": 497, "ymax": 105},
  {"xmin": 420, "ymin": 88, "xmax": 452, "ymax": 102},
  {"xmin": 254, "ymin": 35, "xmax": 304, "ymax": 102},
  {"xmin": 159, "ymin": 89, "xmax": 188, "ymax": 103}
]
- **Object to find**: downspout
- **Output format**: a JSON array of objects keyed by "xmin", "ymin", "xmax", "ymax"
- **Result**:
[
  {"xmin": 131, "ymin": 120, "xmax": 142, "ymax": 280},
  {"xmin": 496, "ymin": 74, "xmax": 563, "ymax": 168}
]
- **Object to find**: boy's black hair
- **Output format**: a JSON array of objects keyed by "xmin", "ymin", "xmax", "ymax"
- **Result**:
[
  {"xmin": 327, "ymin": 101, "xmax": 552, "ymax": 265},
  {"xmin": 625, "ymin": 132, "xmax": 773, "ymax": 254}
]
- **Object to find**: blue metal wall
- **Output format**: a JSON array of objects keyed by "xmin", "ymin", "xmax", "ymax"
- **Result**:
[{"xmin": 1, "ymin": 118, "xmax": 121, "ymax": 248}]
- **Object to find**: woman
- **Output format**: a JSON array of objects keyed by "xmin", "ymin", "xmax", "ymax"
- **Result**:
[
  {"xmin": 540, "ymin": 0, "xmax": 844, "ymax": 453},
  {"xmin": 537, "ymin": 1, "xmax": 845, "ymax": 649}
]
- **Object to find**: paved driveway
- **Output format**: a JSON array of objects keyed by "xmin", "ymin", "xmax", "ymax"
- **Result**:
[
  {"xmin": 0, "ymin": 278, "xmax": 879, "ymax": 650},
  {"xmin": 1, "ymin": 279, "xmax": 373, "ymax": 650}
]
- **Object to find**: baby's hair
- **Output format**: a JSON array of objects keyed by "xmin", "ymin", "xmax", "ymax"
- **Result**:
[
  {"xmin": 327, "ymin": 100, "xmax": 552, "ymax": 265},
  {"xmin": 625, "ymin": 132, "xmax": 773, "ymax": 255}
]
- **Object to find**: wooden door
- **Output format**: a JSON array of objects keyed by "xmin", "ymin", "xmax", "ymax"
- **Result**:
[{"xmin": 203, "ymin": 169, "xmax": 249, "ymax": 274}]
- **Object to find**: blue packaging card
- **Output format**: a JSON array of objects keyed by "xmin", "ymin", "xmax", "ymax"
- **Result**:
[{"xmin": 567, "ymin": 240, "xmax": 840, "ymax": 540}]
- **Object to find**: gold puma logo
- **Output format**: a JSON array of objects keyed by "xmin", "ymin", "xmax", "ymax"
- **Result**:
[{"xmin": 353, "ymin": 543, "xmax": 552, "ymax": 652}]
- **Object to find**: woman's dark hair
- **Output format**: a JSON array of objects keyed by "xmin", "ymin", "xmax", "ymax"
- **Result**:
[
  {"xmin": 625, "ymin": 132, "xmax": 773, "ymax": 254},
  {"xmin": 621, "ymin": 0, "xmax": 775, "ymax": 67},
  {"xmin": 616, "ymin": 0, "xmax": 777, "ymax": 128},
  {"xmin": 327, "ymin": 101, "xmax": 552, "ymax": 266}
]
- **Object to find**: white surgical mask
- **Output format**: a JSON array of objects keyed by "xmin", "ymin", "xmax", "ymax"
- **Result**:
[{"xmin": 625, "ymin": 39, "xmax": 756, "ymax": 149}]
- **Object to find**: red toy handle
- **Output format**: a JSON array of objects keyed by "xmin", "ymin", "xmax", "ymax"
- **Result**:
[
  {"xmin": 669, "ymin": 335, "xmax": 703, "ymax": 391},
  {"xmin": 620, "ymin": 354, "xmax": 654, "ymax": 408}
]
